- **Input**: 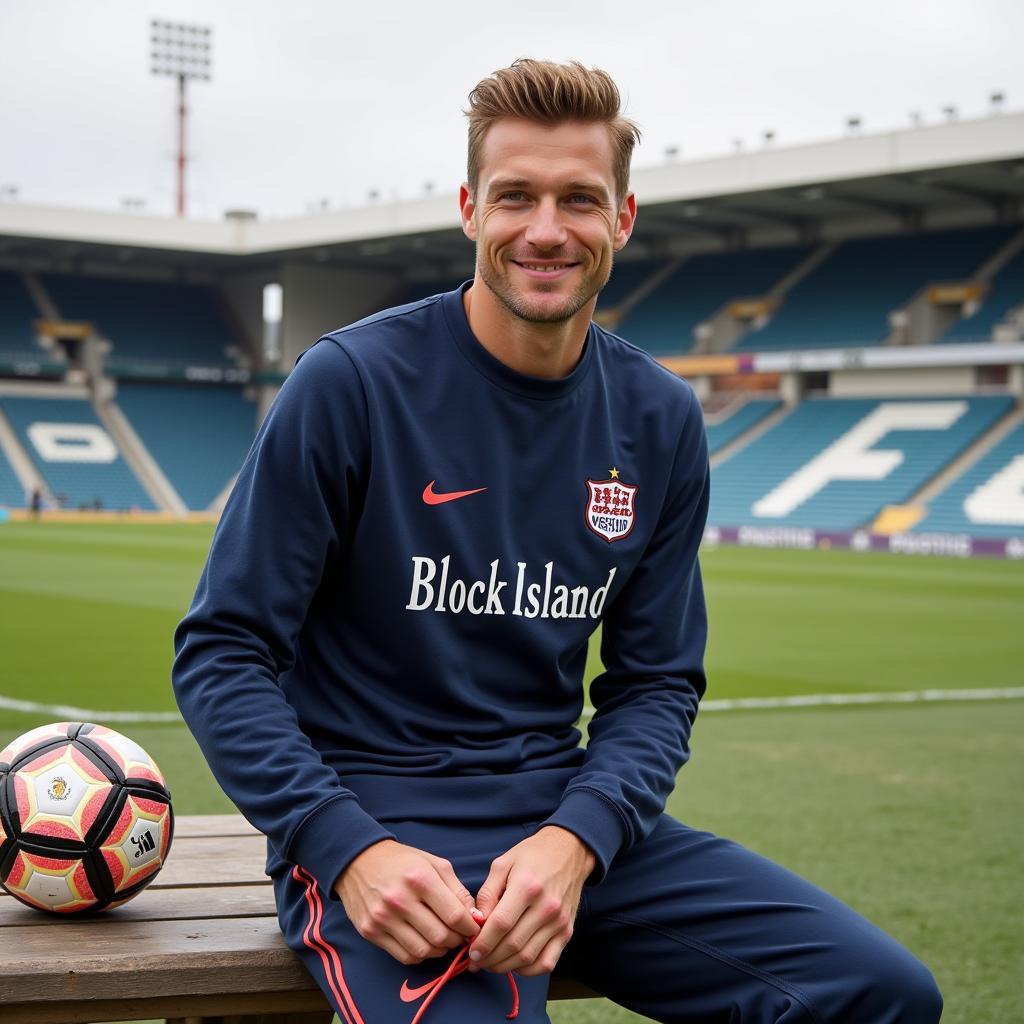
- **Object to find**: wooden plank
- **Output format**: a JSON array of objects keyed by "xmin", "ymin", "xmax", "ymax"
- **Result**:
[
  {"xmin": 0, "ymin": 990, "xmax": 330, "ymax": 1024},
  {"xmin": 151, "ymin": 834, "xmax": 269, "ymax": 887},
  {"xmin": 0, "ymin": 884, "xmax": 276, "ymax": 928},
  {"xmin": 2, "ymin": 916, "xmax": 316, "ymax": 1003},
  {"xmin": 173, "ymin": 814, "xmax": 261, "ymax": 838}
]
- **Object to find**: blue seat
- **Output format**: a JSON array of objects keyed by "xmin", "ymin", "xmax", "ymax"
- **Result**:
[
  {"xmin": 41, "ymin": 273, "xmax": 235, "ymax": 369},
  {"xmin": 116, "ymin": 383, "xmax": 257, "ymax": 510},
  {"xmin": 0, "ymin": 271, "xmax": 42, "ymax": 359},
  {"xmin": 939, "ymin": 246, "xmax": 1024, "ymax": 343},
  {"xmin": 736, "ymin": 226, "xmax": 1015, "ymax": 351},
  {"xmin": 709, "ymin": 395, "xmax": 1015, "ymax": 531},
  {"xmin": 617, "ymin": 247, "xmax": 810, "ymax": 355},
  {"xmin": 914, "ymin": 422, "xmax": 1024, "ymax": 536},
  {"xmin": 0, "ymin": 445, "xmax": 24, "ymax": 508},
  {"xmin": 705, "ymin": 398, "xmax": 781, "ymax": 455},
  {"xmin": 0, "ymin": 396, "xmax": 153, "ymax": 510}
]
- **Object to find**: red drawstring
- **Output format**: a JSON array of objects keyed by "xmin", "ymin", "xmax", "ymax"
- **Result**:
[{"xmin": 408, "ymin": 945, "xmax": 519, "ymax": 1023}]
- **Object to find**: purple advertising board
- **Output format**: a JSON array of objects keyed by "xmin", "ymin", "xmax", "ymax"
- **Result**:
[{"xmin": 704, "ymin": 525, "xmax": 1024, "ymax": 561}]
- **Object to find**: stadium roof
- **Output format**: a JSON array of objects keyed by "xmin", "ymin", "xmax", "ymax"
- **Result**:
[{"xmin": 2, "ymin": 112, "xmax": 1022, "ymax": 279}]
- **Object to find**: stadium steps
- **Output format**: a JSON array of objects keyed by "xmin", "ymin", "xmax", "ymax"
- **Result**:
[
  {"xmin": 208, "ymin": 473, "xmax": 239, "ymax": 515},
  {"xmin": 910, "ymin": 404, "xmax": 1024, "ymax": 506},
  {"xmin": 707, "ymin": 395, "xmax": 1015, "ymax": 531},
  {"xmin": 599, "ymin": 257, "xmax": 686, "ymax": 332},
  {"xmin": 94, "ymin": 397, "xmax": 187, "ymax": 514},
  {"xmin": 911, "ymin": 417, "xmax": 1024, "ymax": 536},
  {"xmin": 0, "ymin": 405, "xmax": 50, "ymax": 507},
  {"xmin": 0, "ymin": 385, "xmax": 154, "ymax": 511},
  {"xmin": 704, "ymin": 396, "xmax": 784, "ymax": 456},
  {"xmin": 20, "ymin": 270, "xmax": 60, "ymax": 321},
  {"xmin": 767, "ymin": 241, "xmax": 838, "ymax": 302},
  {"xmin": 114, "ymin": 383, "xmax": 257, "ymax": 512},
  {"xmin": 709, "ymin": 400, "xmax": 795, "ymax": 468},
  {"xmin": 972, "ymin": 224, "xmax": 1024, "ymax": 284}
]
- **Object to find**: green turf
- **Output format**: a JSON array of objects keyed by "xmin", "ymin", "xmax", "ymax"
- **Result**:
[{"xmin": 1, "ymin": 522, "xmax": 1022, "ymax": 1023}]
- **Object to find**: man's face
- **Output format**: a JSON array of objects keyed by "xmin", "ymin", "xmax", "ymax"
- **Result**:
[{"xmin": 460, "ymin": 118, "xmax": 636, "ymax": 325}]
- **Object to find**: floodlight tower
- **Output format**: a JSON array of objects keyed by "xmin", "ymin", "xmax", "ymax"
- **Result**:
[{"xmin": 150, "ymin": 20, "xmax": 212, "ymax": 218}]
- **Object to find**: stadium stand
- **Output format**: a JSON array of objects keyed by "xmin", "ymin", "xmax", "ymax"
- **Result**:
[
  {"xmin": 735, "ymin": 226, "xmax": 1017, "ymax": 351},
  {"xmin": 708, "ymin": 394, "xmax": 1016, "ymax": 531},
  {"xmin": 597, "ymin": 258, "xmax": 670, "ymax": 310},
  {"xmin": 939, "ymin": 246, "xmax": 1024, "ymax": 342},
  {"xmin": 615, "ymin": 246, "xmax": 811, "ymax": 354},
  {"xmin": 40, "ymin": 273, "xmax": 237, "ymax": 369},
  {"xmin": 0, "ymin": 444, "xmax": 24, "ymax": 508},
  {"xmin": 913, "ymin": 420, "xmax": 1024, "ymax": 537},
  {"xmin": 115, "ymin": 383, "xmax": 257, "ymax": 510},
  {"xmin": 0, "ymin": 271, "xmax": 44, "ymax": 361},
  {"xmin": 705, "ymin": 397, "xmax": 782, "ymax": 455},
  {"xmin": 0, "ymin": 395, "xmax": 153, "ymax": 510}
]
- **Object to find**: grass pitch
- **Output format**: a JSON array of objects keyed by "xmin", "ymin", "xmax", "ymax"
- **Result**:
[{"xmin": 1, "ymin": 521, "xmax": 1022, "ymax": 1023}]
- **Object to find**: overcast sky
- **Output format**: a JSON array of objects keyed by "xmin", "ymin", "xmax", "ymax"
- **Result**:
[{"xmin": 1, "ymin": 0, "xmax": 1020, "ymax": 221}]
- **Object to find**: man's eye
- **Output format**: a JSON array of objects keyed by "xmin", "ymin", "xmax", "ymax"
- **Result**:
[
  {"xmin": 568, "ymin": 194, "xmax": 596, "ymax": 205},
  {"xmin": 500, "ymin": 192, "xmax": 526, "ymax": 202}
]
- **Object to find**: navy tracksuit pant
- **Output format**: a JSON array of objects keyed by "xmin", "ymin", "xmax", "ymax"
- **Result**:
[{"xmin": 274, "ymin": 815, "xmax": 942, "ymax": 1023}]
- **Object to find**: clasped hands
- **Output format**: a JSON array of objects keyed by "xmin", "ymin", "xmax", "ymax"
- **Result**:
[{"xmin": 334, "ymin": 826, "xmax": 595, "ymax": 976}]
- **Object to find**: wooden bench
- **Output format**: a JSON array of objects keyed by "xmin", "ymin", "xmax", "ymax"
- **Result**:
[{"xmin": 0, "ymin": 814, "xmax": 596, "ymax": 1023}]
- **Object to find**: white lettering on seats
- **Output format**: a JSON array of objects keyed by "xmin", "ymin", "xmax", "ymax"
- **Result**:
[
  {"xmin": 752, "ymin": 402, "xmax": 968, "ymax": 518},
  {"xmin": 963, "ymin": 454, "xmax": 1024, "ymax": 526},
  {"xmin": 27, "ymin": 423, "xmax": 118, "ymax": 464}
]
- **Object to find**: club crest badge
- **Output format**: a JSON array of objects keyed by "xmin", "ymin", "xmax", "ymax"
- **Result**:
[{"xmin": 585, "ymin": 472, "xmax": 637, "ymax": 543}]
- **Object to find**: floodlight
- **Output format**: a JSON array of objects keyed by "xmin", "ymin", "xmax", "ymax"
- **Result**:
[
  {"xmin": 942, "ymin": 105, "xmax": 958, "ymax": 122},
  {"xmin": 990, "ymin": 91, "xmax": 1005, "ymax": 113},
  {"xmin": 845, "ymin": 116, "xmax": 862, "ymax": 134},
  {"xmin": 148, "ymin": 18, "xmax": 213, "ymax": 217}
]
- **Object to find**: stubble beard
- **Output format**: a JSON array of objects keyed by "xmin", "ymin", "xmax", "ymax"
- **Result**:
[{"xmin": 477, "ymin": 251, "xmax": 611, "ymax": 325}]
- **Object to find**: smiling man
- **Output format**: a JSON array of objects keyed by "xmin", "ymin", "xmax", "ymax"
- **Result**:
[{"xmin": 173, "ymin": 60, "xmax": 941, "ymax": 1023}]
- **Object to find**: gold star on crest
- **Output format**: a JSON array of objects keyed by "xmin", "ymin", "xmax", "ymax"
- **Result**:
[{"xmin": 609, "ymin": 467, "xmax": 620, "ymax": 479}]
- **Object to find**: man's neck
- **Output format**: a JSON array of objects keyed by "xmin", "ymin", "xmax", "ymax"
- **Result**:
[{"xmin": 462, "ymin": 279, "xmax": 594, "ymax": 380}]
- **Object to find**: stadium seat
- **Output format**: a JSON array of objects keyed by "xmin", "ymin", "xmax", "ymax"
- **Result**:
[
  {"xmin": 616, "ymin": 246, "xmax": 810, "ymax": 355},
  {"xmin": 0, "ymin": 271, "xmax": 47, "ymax": 365},
  {"xmin": 0, "ymin": 444, "xmax": 24, "ymax": 508},
  {"xmin": 705, "ymin": 397, "xmax": 781, "ymax": 455},
  {"xmin": 40, "ymin": 272, "xmax": 237, "ymax": 370},
  {"xmin": 913, "ymin": 421, "xmax": 1024, "ymax": 537},
  {"xmin": 938, "ymin": 245, "xmax": 1024, "ymax": 343},
  {"xmin": 709, "ymin": 394, "xmax": 1015, "ymax": 530},
  {"xmin": 736, "ymin": 226, "xmax": 1016, "ymax": 351},
  {"xmin": 115, "ymin": 383, "xmax": 257, "ymax": 510},
  {"xmin": 0, "ymin": 395, "xmax": 153, "ymax": 510}
]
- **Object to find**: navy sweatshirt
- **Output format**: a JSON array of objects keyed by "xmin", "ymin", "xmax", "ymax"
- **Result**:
[{"xmin": 172, "ymin": 284, "xmax": 710, "ymax": 898}]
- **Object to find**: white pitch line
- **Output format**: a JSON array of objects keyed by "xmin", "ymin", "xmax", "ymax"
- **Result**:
[
  {"xmin": 580, "ymin": 686, "xmax": 1024, "ymax": 718},
  {"xmin": 0, "ymin": 695, "xmax": 181, "ymax": 723},
  {"xmin": 2, "ymin": 687, "xmax": 1023, "ymax": 724}
]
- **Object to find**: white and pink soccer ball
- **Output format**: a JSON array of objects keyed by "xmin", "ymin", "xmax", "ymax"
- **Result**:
[{"xmin": 0, "ymin": 722, "xmax": 173, "ymax": 914}]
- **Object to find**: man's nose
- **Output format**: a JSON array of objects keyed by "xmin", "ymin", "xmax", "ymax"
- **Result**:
[{"xmin": 524, "ymin": 198, "xmax": 569, "ymax": 249}]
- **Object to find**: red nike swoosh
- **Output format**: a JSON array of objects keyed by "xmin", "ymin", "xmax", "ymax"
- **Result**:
[
  {"xmin": 399, "ymin": 977, "xmax": 438, "ymax": 1002},
  {"xmin": 422, "ymin": 480, "xmax": 487, "ymax": 505}
]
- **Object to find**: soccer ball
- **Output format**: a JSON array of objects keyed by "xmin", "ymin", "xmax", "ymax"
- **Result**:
[{"xmin": 0, "ymin": 721, "xmax": 173, "ymax": 914}]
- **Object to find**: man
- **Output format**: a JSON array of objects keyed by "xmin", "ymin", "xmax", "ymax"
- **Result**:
[{"xmin": 173, "ymin": 59, "xmax": 941, "ymax": 1023}]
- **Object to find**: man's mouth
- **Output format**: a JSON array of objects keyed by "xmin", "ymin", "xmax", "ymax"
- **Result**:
[{"xmin": 511, "ymin": 260, "xmax": 580, "ymax": 278}]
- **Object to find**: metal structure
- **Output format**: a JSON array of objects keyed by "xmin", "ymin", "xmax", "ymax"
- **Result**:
[{"xmin": 149, "ymin": 20, "xmax": 212, "ymax": 218}]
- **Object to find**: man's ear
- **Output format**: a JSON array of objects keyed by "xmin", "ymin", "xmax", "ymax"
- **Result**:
[
  {"xmin": 459, "ymin": 184, "xmax": 478, "ymax": 241},
  {"xmin": 613, "ymin": 192, "xmax": 637, "ymax": 252}
]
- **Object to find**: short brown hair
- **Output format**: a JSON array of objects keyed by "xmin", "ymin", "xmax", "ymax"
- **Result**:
[{"xmin": 466, "ymin": 59, "xmax": 640, "ymax": 203}]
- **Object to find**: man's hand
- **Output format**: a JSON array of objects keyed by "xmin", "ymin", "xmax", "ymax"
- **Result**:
[
  {"xmin": 469, "ymin": 826, "xmax": 596, "ymax": 977},
  {"xmin": 334, "ymin": 839, "xmax": 480, "ymax": 965}
]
